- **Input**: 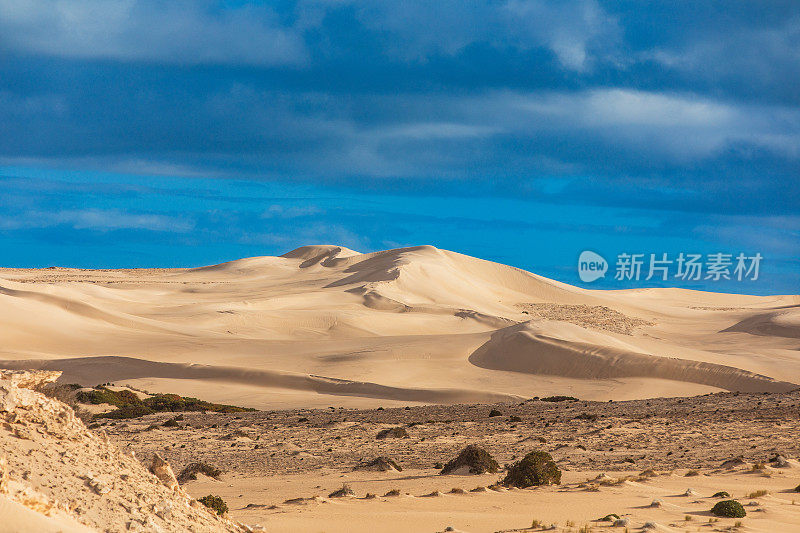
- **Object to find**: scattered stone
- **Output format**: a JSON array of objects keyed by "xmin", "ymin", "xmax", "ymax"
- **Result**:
[
  {"xmin": 376, "ymin": 427, "xmax": 409, "ymax": 440},
  {"xmin": 355, "ymin": 456, "xmax": 402, "ymax": 472},
  {"xmin": 328, "ymin": 484, "xmax": 355, "ymax": 498},
  {"xmin": 720, "ymin": 457, "xmax": 747, "ymax": 469}
]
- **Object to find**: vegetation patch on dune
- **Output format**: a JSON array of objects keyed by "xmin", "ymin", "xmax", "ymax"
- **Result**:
[
  {"xmin": 711, "ymin": 500, "xmax": 746, "ymax": 518},
  {"xmin": 540, "ymin": 395, "xmax": 579, "ymax": 402},
  {"xmin": 197, "ymin": 494, "xmax": 228, "ymax": 516},
  {"xmin": 77, "ymin": 386, "xmax": 255, "ymax": 419},
  {"xmin": 502, "ymin": 450, "xmax": 561, "ymax": 487}
]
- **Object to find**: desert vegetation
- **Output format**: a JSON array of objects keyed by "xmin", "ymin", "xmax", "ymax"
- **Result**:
[{"xmin": 75, "ymin": 385, "xmax": 254, "ymax": 419}]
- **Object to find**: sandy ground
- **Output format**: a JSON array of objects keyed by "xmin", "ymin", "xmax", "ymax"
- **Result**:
[
  {"xmin": 0, "ymin": 245, "xmax": 798, "ymax": 408},
  {"xmin": 187, "ymin": 468, "xmax": 800, "ymax": 533},
  {"xmin": 2, "ymin": 245, "xmax": 800, "ymax": 531},
  {"xmin": 97, "ymin": 391, "xmax": 800, "ymax": 532}
]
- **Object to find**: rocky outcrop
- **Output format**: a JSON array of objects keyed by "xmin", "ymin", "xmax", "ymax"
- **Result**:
[{"xmin": 0, "ymin": 369, "xmax": 251, "ymax": 532}]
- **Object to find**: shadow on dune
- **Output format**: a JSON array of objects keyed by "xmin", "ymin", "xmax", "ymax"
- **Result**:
[
  {"xmin": 0, "ymin": 355, "xmax": 522, "ymax": 405},
  {"xmin": 469, "ymin": 322, "xmax": 798, "ymax": 393}
]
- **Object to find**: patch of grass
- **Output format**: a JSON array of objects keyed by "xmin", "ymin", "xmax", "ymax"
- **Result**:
[
  {"xmin": 711, "ymin": 500, "xmax": 746, "ymax": 518},
  {"xmin": 198, "ymin": 495, "xmax": 228, "ymax": 516},
  {"xmin": 77, "ymin": 386, "xmax": 255, "ymax": 419},
  {"xmin": 103, "ymin": 403, "xmax": 155, "ymax": 419},
  {"xmin": 747, "ymin": 489, "xmax": 768, "ymax": 498},
  {"xmin": 712, "ymin": 491, "xmax": 730, "ymax": 498}
]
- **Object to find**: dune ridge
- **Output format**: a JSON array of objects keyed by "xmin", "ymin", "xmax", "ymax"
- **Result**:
[{"xmin": 469, "ymin": 322, "xmax": 797, "ymax": 393}]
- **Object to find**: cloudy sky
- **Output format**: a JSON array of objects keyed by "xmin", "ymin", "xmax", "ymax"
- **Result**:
[{"xmin": 0, "ymin": 1, "xmax": 798, "ymax": 293}]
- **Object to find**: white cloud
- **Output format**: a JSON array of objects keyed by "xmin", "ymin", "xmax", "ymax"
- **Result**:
[
  {"xmin": 0, "ymin": 0, "xmax": 307, "ymax": 65},
  {"xmin": 488, "ymin": 89, "xmax": 800, "ymax": 160},
  {"xmin": 0, "ymin": 209, "xmax": 194, "ymax": 232}
]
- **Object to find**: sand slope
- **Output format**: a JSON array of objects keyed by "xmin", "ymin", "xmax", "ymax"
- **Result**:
[{"xmin": 0, "ymin": 245, "xmax": 798, "ymax": 408}]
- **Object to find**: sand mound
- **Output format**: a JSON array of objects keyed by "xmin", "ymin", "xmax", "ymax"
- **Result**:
[
  {"xmin": 469, "ymin": 322, "xmax": 797, "ymax": 393},
  {"xmin": 721, "ymin": 308, "xmax": 800, "ymax": 339},
  {"xmin": 0, "ymin": 369, "xmax": 246, "ymax": 532}
]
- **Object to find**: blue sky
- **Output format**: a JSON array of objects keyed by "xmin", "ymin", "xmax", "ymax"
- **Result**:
[{"xmin": 0, "ymin": 1, "xmax": 798, "ymax": 294}]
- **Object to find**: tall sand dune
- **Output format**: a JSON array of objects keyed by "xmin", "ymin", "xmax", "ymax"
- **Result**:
[{"xmin": 0, "ymin": 245, "xmax": 798, "ymax": 408}]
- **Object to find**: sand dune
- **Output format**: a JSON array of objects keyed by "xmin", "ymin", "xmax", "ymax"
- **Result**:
[{"xmin": 0, "ymin": 245, "xmax": 798, "ymax": 408}]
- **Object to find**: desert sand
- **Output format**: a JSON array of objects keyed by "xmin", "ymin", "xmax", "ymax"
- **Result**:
[
  {"xmin": 2, "ymin": 371, "xmax": 800, "ymax": 532},
  {"xmin": 0, "ymin": 245, "xmax": 798, "ymax": 408},
  {"xmin": 1, "ymin": 245, "xmax": 800, "ymax": 532}
]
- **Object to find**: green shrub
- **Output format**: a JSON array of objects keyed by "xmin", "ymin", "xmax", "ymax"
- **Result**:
[
  {"xmin": 76, "ymin": 387, "xmax": 141, "ymax": 407},
  {"xmin": 710, "ymin": 500, "xmax": 746, "ymax": 518},
  {"xmin": 440, "ymin": 445, "xmax": 499, "ymax": 475},
  {"xmin": 712, "ymin": 491, "xmax": 730, "ymax": 498},
  {"xmin": 502, "ymin": 450, "xmax": 561, "ymax": 487},
  {"xmin": 198, "ymin": 495, "xmax": 228, "ymax": 516},
  {"xmin": 83, "ymin": 386, "xmax": 254, "ymax": 419},
  {"xmin": 540, "ymin": 395, "xmax": 578, "ymax": 402}
]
